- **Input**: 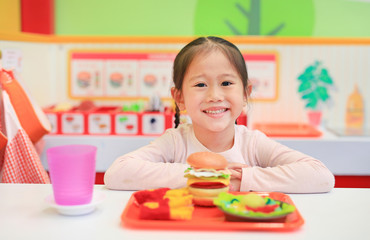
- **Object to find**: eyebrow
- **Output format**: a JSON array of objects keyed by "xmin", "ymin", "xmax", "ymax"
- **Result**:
[
  {"xmin": 189, "ymin": 73, "xmax": 237, "ymax": 81},
  {"xmin": 218, "ymin": 73, "xmax": 238, "ymax": 79}
]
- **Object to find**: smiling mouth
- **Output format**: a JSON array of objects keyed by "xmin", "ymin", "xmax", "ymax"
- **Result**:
[{"xmin": 203, "ymin": 108, "xmax": 228, "ymax": 114}]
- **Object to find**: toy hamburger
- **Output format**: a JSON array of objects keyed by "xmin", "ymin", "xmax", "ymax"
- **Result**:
[
  {"xmin": 110, "ymin": 72, "xmax": 123, "ymax": 88},
  {"xmin": 143, "ymin": 74, "xmax": 157, "ymax": 87},
  {"xmin": 184, "ymin": 152, "xmax": 231, "ymax": 207},
  {"xmin": 77, "ymin": 71, "xmax": 91, "ymax": 88}
]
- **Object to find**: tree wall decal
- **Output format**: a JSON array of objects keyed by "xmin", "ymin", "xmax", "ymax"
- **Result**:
[{"xmin": 224, "ymin": 0, "xmax": 285, "ymax": 36}]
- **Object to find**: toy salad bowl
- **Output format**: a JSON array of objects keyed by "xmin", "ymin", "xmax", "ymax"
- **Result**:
[{"xmin": 214, "ymin": 192, "xmax": 296, "ymax": 222}]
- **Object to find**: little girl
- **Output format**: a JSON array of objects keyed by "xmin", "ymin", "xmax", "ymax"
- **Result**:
[{"xmin": 104, "ymin": 36, "xmax": 335, "ymax": 193}]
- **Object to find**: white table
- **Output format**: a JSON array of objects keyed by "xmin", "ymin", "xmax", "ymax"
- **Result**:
[{"xmin": 0, "ymin": 184, "xmax": 369, "ymax": 240}]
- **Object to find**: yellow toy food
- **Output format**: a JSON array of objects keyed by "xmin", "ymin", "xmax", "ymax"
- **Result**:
[
  {"xmin": 240, "ymin": 193, "xmax": 265, "ymax": 208},
  {"xmin": 133, "ymin": 187, "xmax": 194, "ymax": 220}
]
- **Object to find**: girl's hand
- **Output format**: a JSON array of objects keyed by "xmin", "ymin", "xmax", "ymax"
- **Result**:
[{"xmin": 227, "ymin": 163, "xmax": 249, "ymax": 191}]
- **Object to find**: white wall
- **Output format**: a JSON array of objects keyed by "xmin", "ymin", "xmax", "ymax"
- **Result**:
[{"xmin": 1, "ymin": 39, "xmax": 369, "ymax": 130}]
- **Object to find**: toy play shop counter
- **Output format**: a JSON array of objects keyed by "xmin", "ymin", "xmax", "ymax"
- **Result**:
[{"xmin": 0, "ymin": 184, "xmax": 369, "ymax": 240}]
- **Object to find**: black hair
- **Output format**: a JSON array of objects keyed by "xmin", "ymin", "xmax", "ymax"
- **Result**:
[{"xmin": 172, "ymin": 36, "xmax": 249, "ymax": 128}]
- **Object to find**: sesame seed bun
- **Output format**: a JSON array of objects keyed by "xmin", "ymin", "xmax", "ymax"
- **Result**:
[{"xmin": 187, "ymin": 152, "xmax": 227, "ymax": 170}]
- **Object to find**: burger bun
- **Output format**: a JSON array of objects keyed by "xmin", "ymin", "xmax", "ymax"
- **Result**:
[
  {"xmin": 187, "ymin": 152, "xmax": 227, "ymax": 170},
  {"xmin": 189, "ymin": 186, "xmax": 229, "ymax": 207}
]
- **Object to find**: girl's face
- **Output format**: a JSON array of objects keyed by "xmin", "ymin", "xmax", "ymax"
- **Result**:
[{"xmin": 173, "ymin": 50, "xmax": 247, "ymax": 135}]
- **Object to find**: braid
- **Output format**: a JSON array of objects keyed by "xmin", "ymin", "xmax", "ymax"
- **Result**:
[{"xmin": 174, "ymin": 104, "xmax": 180, "ymax": 128}]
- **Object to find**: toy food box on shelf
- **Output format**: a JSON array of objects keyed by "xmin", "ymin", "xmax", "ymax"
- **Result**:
[{"xmin": 43, "ymin": 105, "xmax": 247, "ymax": 136}]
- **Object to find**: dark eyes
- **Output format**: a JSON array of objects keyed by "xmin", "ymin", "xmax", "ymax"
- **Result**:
[
  {"xmin": 221, "ymin": 81, "xmax": 232, "ymax": 86},
  {"xmin": 195, "ymin": 83, "xmax": 206, "ymax": 87},
  {"xmin": 194, "ymin": 81, "xmax": 233, "ymax": 87}
]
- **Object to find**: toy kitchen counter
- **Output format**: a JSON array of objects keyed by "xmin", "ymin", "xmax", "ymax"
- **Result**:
[{"xmin": 39, "ymin": 128, "xmax": 370, "ymax": 176}]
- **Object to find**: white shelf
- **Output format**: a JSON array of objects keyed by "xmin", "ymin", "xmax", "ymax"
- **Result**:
[
  {"xmin": 40, "ymin": 129, "xmax": 370, "ymax": 175},
  {"xmin": 272, "ymin": 129, "xmax": 370, "ymax": 175},
  {"xmin": 40, "ymin": 135, "xmax": 155, "ymax": 172}
]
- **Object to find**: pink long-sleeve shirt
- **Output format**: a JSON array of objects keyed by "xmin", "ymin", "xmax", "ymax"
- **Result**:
[{"xmin": 104, "ymin": 124, "xmax": 335, "ymax": 193}]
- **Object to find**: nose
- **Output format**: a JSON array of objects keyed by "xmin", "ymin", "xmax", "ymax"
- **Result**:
[{"xmin": 206, "ymin": 85, "xmax": 224, "ymax": 102}]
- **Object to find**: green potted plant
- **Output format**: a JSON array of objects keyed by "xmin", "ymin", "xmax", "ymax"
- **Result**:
[{"xmin": 297, "ymin": 61, "xmax": 334, "ymax": 126}]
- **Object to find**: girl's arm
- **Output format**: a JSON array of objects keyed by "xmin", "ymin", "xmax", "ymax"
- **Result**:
[
  {"xmin": 104, "ymin": 132, "xmax": 188, "ymax": 190},
  {"xmin": 240, "ymin": 132, "xmax": 335, "ymax": 193},
  {"xmin": 227, "ymin": 162, "xmax": 248, "ymax": 191}
]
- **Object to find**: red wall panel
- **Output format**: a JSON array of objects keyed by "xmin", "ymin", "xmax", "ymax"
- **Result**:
[{"xmin": 21, "ymin": 0, "xmax": 54, "ymax": 34}]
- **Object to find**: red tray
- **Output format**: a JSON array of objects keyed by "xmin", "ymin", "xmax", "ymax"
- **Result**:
[
  {"xmin": 121, "ymin": 192, "xmax": 304, "ymax": 231},
  {"xmin": 253, "ymin": 123, "xmax": 322, "ymax": 137}
]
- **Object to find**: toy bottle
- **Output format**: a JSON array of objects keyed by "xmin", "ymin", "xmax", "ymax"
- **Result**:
[{"xmin": 346, "ymin": 84, "xmax": 364, "ymax": 134}]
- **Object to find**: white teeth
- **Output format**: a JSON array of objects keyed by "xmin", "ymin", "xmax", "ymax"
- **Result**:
[{"xmin": 204, "ymin": 109, "xmax": 226, "ymax": 114}]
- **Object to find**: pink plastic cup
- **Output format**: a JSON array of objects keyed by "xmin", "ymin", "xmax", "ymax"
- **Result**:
[{"xmin": 47, "ymin": 144, "xmax": 97, "ymax": 206}]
